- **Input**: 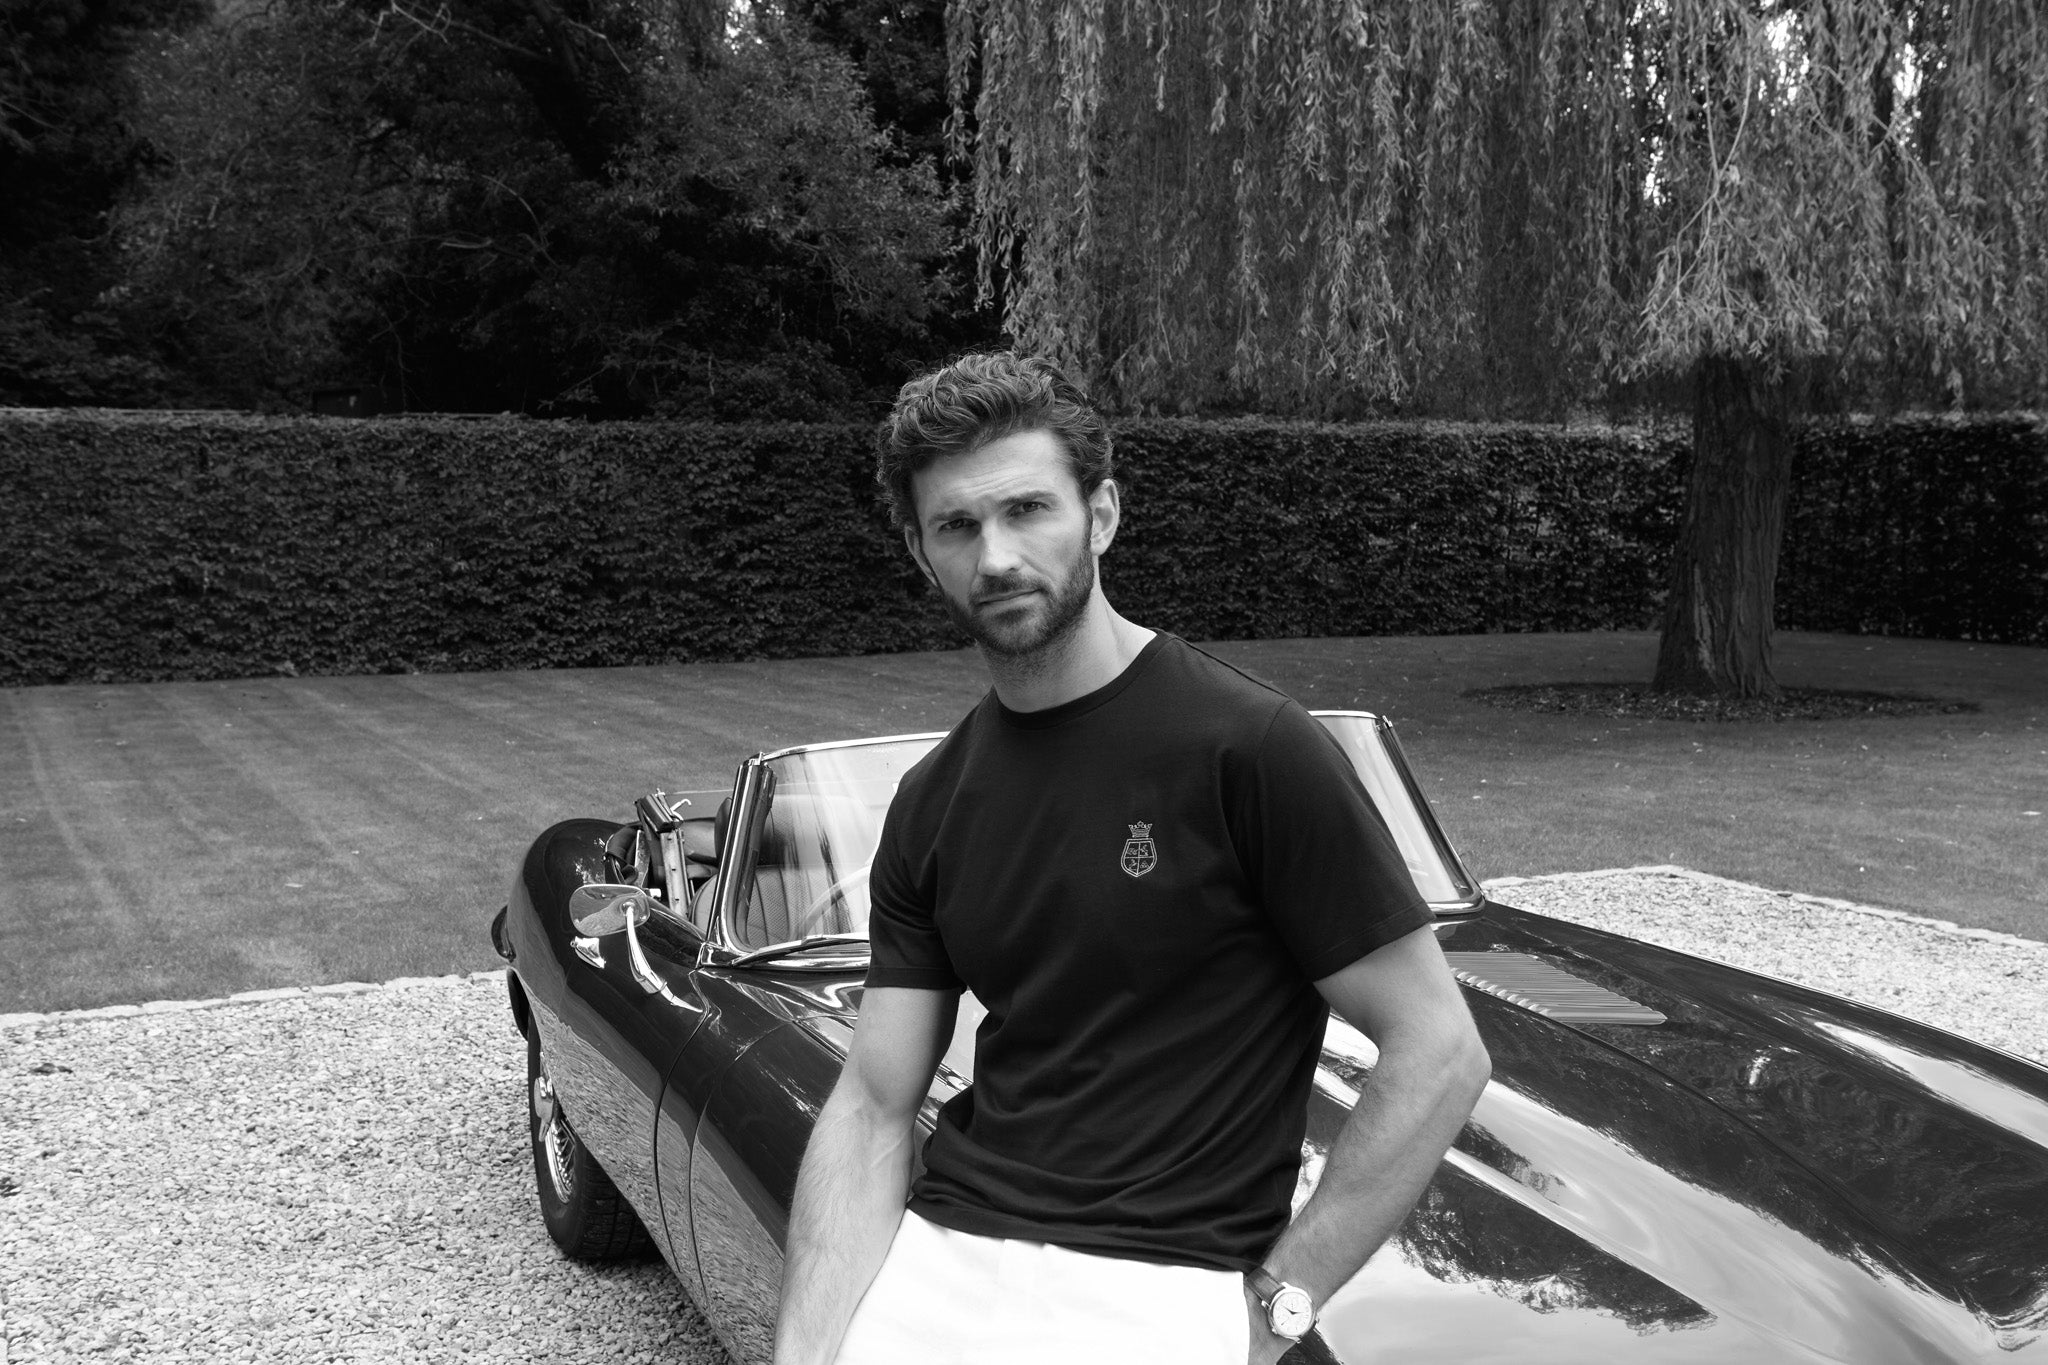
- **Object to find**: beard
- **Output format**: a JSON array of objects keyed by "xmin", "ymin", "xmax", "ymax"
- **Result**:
[{"xmin": 939, "ymin": 534, "xmax": 1097, "ymax": 661}]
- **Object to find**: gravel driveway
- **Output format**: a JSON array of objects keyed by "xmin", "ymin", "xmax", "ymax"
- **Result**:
[
  {"xmin": 5, "ymin": 867, "xmax": 2045, "ymax": 1364},
  {"xmin": 2, "ymin": 977, "xmax": 731, "ymax": 1365}
]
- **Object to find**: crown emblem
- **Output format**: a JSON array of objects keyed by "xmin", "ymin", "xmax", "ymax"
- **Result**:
[{"xmin": 1121, "ymin": 821, "xmax": 1157, "ymax": 878}]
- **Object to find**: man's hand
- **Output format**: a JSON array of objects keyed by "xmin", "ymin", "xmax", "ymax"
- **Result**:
[
  {"xmin": 772, "ymin": 987, "xmax": 958, "ymax": 1365},
  {"xmin": 1241, "ymin": 1280, "xmax": 1293, "ymax": 1365}
]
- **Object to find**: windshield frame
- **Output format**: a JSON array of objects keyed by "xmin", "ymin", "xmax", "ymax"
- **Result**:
[
  {"xmin": 703, "ymin": 732, "xmax": 945, "ymax": 968},
  {"xmin": 1307, "ymin": 710, "xmax": 1484, "ymax": 914}
]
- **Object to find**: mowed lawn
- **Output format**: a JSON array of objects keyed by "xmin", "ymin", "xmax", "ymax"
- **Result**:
[{"xmin": 1, "ymin": 630, "xmax": 2041, "ymax": 1013}]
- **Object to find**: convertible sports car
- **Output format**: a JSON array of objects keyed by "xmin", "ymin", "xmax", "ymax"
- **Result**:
[{"xmin": 489, "ymin": 714, "xmax": 2048, "ymax": 1364}]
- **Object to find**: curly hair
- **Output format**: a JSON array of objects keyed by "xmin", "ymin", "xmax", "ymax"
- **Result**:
[{"xmin": 876, "ymin": 351, "xmax": 1113, "ymax": 533}]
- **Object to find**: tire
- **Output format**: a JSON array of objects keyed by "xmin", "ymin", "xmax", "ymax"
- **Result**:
[{"xmin": 526, "ymin": 1025, "xmax": 654, "ymax": 1260}]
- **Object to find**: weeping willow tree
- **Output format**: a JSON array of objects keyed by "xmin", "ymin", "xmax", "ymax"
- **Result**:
[{"xmin": 949, "ymin": 0, "xmax": 2048, "ymax": 695}]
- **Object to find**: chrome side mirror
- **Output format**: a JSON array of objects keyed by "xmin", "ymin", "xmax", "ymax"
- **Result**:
[
  {"xmin": 566, "ymin": 883, "xmax": 686, "ymax": 1005},
  {"xmin": 568, "ymin": 884, "xmax": 652, "ymax": 938}
]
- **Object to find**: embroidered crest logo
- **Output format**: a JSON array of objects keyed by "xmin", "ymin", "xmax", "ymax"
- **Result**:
[{"xmin": 1121, "ymin": 821, "xmax": 1157, "ymax": 878}]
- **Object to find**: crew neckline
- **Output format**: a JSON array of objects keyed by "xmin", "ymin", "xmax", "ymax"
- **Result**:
[{"xmin": 992, "ymin": 633, "xmax": 1172, "ymax": 730}]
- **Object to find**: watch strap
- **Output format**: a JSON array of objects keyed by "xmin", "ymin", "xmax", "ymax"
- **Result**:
[{"xmin": 1245, "ymin": 1267, "xmax": 1287, "ymax": 1307}]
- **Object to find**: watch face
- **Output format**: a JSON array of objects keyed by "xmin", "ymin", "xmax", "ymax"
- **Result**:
[{"xmin": 1269, "ymin": 1286, "xmax": 1315, "ymax": 1339}]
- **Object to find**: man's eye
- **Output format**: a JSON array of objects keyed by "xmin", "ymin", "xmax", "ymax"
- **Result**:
[{"xmin": 1012, "ymin": 501, "xmax": 1046, "ymax": 515}]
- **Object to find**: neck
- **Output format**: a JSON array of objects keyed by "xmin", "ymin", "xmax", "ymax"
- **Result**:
[{"xmin": 983, "ymin": 596, "xmax": 1154, "ymax": 713}]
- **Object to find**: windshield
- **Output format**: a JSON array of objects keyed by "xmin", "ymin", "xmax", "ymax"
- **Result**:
[
  {"xmin": 726, "ymin": 736, "xmax": 943, "ymax": 951},
  {"xmin": 723, "ymin": 715, "xmax": 1479, "ymax": 954}
]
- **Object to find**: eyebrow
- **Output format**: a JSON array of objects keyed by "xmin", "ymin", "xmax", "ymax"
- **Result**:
[{"xmin": 923, "ymin": 486, "xmax": 1064, "ymax": 528}]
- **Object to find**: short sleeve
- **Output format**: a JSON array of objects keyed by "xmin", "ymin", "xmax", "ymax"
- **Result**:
[
  {"xmin": 864, "ymin": 785, "xmax": 964, "ymax": 992},
  {"xmin": 1234, "ymin": 702, "xmax": 1435, "ymax": 980}
]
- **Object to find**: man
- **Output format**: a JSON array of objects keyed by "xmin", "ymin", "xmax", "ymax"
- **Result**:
[{"xmin": 773, "ymin": 352, "xmax": 1490, "ymax": 1365}]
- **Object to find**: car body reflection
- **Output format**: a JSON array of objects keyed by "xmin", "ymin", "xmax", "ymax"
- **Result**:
[{"xmin": 492, "ymin": 716, "xmax": 2048, "ymax": 1364}]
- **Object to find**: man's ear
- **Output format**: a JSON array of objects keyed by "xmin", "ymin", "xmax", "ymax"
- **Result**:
[
  {"xmin": 1087, "ymin": 478, "xmax": 1121, "ymax": 556},
  {"xmin": 903, "ymin": 525, "xmax": 938, "ymax": 586}
]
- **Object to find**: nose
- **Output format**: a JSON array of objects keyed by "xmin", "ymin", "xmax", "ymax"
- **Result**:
[{"xmin": 974, "ymin": 520, "xmax": 1027, "ymax": 581}]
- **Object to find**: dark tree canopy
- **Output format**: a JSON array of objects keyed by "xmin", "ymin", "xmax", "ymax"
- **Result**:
[
  {"xmin": 13, "ymin": 0, "xmax": 962, "ymax": 414},
  {"xmin": 789, "ymin": 0, "xmax": 953, "ymax": 170},
  {"xmin": 0, "ymin": 0, "xmax": 205, "ymax": 404}
]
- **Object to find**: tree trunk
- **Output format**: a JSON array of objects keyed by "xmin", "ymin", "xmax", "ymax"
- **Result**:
[{"xmin": 1651, "ymin": 355, "xmax": 1797, "ymax": 697}]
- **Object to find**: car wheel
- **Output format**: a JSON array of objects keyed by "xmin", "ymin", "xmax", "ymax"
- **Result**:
[{"xmin": 526, "ymin": 1026, "xmax": 653, "ymax": 1260}]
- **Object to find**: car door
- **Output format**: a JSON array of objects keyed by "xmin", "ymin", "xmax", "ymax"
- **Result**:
[
  {"xmin": 676, "ymin": 975, "xmax": 836, "ymax": 1365},
  {"xmin": 682, "ymin": 977, "xmax": 980, "ymax": 1365}
]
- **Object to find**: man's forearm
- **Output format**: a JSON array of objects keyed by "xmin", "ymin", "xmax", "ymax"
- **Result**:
[
  {"xmin": 772, "ymin": 1079, "xmax": 921, "ymax": 1365},
  {"xmin": 1264, "ymin": 1028, "xmax": 1489, "ymax": 1308}
]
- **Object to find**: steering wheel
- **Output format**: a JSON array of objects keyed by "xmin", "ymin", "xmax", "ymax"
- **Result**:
[{"xmin": 791, "ymin": 863, "xmax": 872, "ymax": 939}]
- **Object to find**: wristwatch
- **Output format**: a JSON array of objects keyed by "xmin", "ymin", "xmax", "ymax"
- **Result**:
[{"xmin": 1246, "ymin": 1267, "xmax": 1317, "ymax": 1342}]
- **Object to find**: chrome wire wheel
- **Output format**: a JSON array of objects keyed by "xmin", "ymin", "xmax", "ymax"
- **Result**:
[
  {"xmin": 531, "ymin": 1065, "xmax": 576, "ymax": 1202},
  {"xmin": 521, "ymin": 1006, "xmax": 653, "ymax": 1260}
]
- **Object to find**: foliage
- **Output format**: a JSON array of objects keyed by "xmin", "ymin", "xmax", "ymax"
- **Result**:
[
  {"xmin": 112, "ymin": 6, "xmax": 411, "ymax": 407},
  {"xmin": 0, "ymin": 0, "xmax": 205, "ymax": 404},
  {"xmin": 788, "ymin": 0, "xmax": 952, "ymax": 172},
  {"xmin": 1108, "ymin": 420, "xmax": 1684, "ymax": 641},
  {"xmin": 90, "ymin": 0, "xmax": 954, "ymax": 414},
  {"xmin": 585, "ymin": 19, "xmax": 952, "ymax": 416},
  {"xmin": 950, "ymin": 0, "xmax": 2048, "ymax": 417},
  {"xmin": 0, "ymin": 296, "xmax": 167, "ymax": 406},
  {"xmin": 7, "ymin": 409, "xmax": 2035, "ymax": 687},
  {"xmin": 782, "ymin": 0, "xmax": 1002, "ymax": 359},
  {"xmin": 0, "ymin": 411, "xmax": 947, "ymax": 685},
  {"xmin": 1780, "ymin": 414, "xmax": 2048, "ymax": 644}
]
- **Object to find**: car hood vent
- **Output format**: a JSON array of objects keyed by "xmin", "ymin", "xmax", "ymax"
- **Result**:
[{"xmin": 1445, "ymin": 951, "xmax": 1666, "ymax": 1026}]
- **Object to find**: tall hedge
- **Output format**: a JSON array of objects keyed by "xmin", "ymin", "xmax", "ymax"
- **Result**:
[
  {"xmin": 0, "ymin": 414, "xmax": 952, "ymax": 685},
  {"xmin": 1108, "ymin": 420, "xmax": 1683, "ymax": 641},
  {"xmin": 0, "ymin": 409, "xmax": 2039, "ymax": 686},
  {"xmin": 1779, "ymin": 415, "xmax": 2048, "ymax": 645}
]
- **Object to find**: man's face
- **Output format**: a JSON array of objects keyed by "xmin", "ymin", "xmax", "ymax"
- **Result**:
[{"xmin": 905, "ymin": 429, "xmax": 1115, "ymax": 659}]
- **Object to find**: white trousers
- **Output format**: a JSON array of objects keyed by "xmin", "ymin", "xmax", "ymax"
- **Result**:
[{"xmin": 833, "ymin": 1210, "xmax": 1251, "ymax": 1365}]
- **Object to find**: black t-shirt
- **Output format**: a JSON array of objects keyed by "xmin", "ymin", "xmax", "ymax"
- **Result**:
[{"xmin": 865, "ymin": 634, "xmax": 1433, "ymax": 1271}]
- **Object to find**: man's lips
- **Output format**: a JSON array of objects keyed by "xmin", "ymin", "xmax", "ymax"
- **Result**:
[{"xmin": 973, "ymin": 587, "xmax": 1040, "ymax": 608}]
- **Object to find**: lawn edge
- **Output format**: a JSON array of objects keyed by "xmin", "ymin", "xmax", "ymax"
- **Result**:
[{"xmin": 0, "ymin": 968, "xmax": 510, "ymax": 1032}]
